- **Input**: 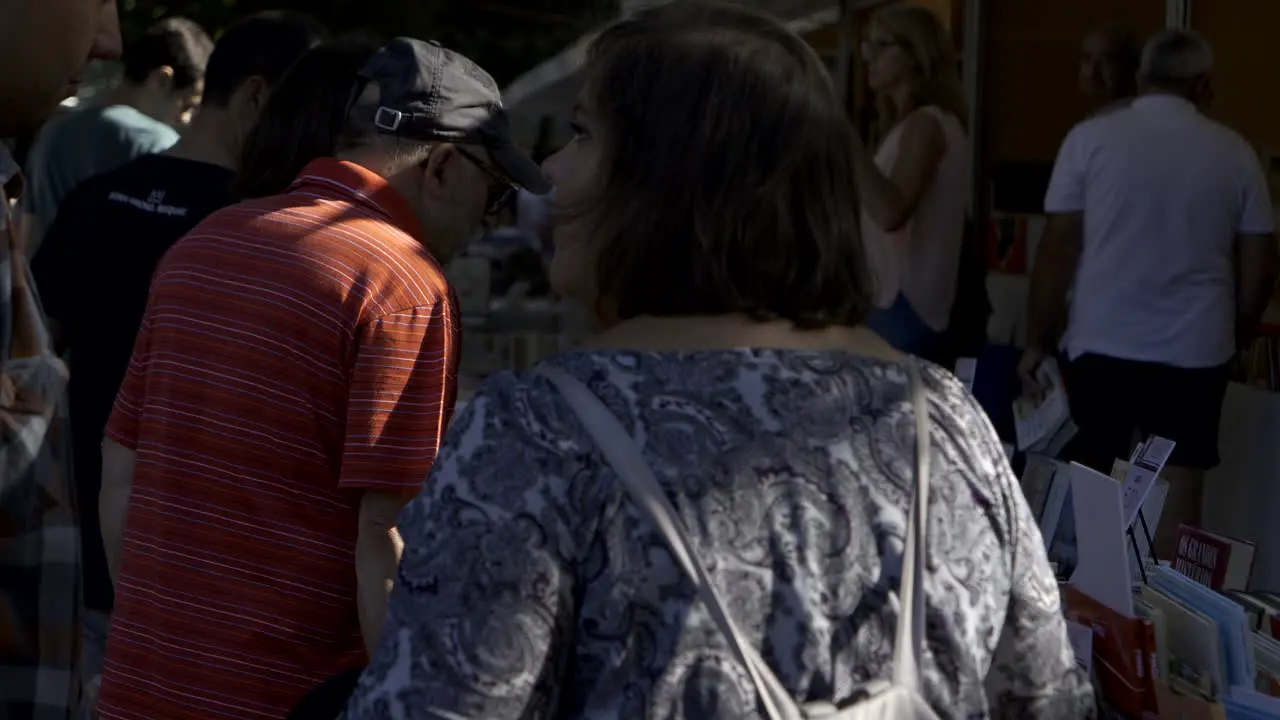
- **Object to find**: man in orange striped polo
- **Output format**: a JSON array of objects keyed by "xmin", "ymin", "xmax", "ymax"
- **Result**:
[{"xmin": 95, "ymin": 37, "xmax": 550, "ymax": 719}]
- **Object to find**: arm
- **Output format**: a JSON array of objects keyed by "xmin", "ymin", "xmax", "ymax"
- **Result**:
[
  {"xmin": 1019, "ymin": 128, "xmax": 1088, "ymax": 395},
  {"xmin": 340, "ymin": 304, "xmax": 458, "ymax": 655},
  {"xmin": 1233, "ymin": 145, "xmax": 1279, "ymax": 349},
  {"xmin": 356, "ymin": 490, "xmax": 408, "ymax": 657},
  {"xmin": 99, "ymin": 311, "xmax": 154, "ymax": 584},
  {"xmin": 1236, "ymin": 233, "xmax": 1278, "ymax": 347},
  {"xmin": 1025, "ymin": 213, "xmax": 1084, "ymax": 354},
  {"xmin": 13, "ymin": 208, "xmax": 43, "ymax": 260},
  {"xmin": 344, "ymin": 378, "xmax": 580, "ymax": 719},
  {"xmin": 100, "ymin": 438, "xmax": 136, "ymax": 584},
  {"xmin": 850, "ymin": 110, "xmax": 947, "ymax": 233}
]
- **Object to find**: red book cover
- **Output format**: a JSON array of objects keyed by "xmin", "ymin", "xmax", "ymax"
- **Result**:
[
  {"xmin": 1172, "ymin": 525, "xmax": 1255, "ymax": 591},
  {"xmin": 1064, "ymin": 586, "xmax": 1160, "ymax": 718},
  {"xmin": 986, "ymin": 214, "xmax": 1028, "ymax": 274}
]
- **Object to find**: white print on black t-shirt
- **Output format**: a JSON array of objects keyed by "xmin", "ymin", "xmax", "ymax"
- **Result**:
[{"xmin": 107, "ymin": 190, "xmax": 189, "ymax": 217}]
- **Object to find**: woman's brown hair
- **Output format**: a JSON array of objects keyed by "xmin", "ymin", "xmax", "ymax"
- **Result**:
[
  {"xmin": 574, "ymin": 0, "xmax": 872, "ymax": 329},
  {"xmin": 871, "ymin": 3, "xmax": 968, "ymax": 137}
]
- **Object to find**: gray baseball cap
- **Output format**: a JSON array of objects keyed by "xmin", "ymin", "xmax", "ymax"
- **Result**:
[{"xmin": 350, "ymin": 37, "xmax": 551, "ymax": 194}]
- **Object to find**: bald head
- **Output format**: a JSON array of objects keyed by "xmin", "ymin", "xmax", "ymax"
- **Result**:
[{"xmin": 1079, "ymin": 24, "xmax": 1140, "ymax": 107}]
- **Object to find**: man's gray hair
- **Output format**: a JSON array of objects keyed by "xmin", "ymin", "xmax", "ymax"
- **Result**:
[
  {"xmin": 337, "ymin": 83, "xmax": 433, "ymax": 170},
  {"xmin": 1139, "ymin": 29, "xmax": 1213, "ymax": 86}
]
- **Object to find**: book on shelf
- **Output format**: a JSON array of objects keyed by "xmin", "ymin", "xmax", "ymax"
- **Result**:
[
  {"xmin": 1234, "ymin": 334, "xmax": 1280, "ymax": 392},
  {"xmin": 1173, "ymin": 525, "xmax": 1256, "ymax": 592},
  {"xmin": 1226, "ymin": 592, "xmax": 1280, "ymax": 638},
  {"xmin": 1064, "ymin": 584, "xmax": 1161, "ymax": 718}
]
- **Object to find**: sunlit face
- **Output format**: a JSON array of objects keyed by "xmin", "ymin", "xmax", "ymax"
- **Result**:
[
  {"xmin": 0, "ymin": 0, "xmax": 122, "ymax": 136},
  {"xmin": 862, "ymin": 24, "xmax": 911, "ymax": 92},
  {"xmin": 540, "ymin": 95, "xmax": 604, "ymax": 307},
  {"xmin": 168, "ymin": 78, "xmax": 203, "ymax": 128},
  {"xmin": 139, "ymin": 70, "xmax": 203, "ymax": 128}
]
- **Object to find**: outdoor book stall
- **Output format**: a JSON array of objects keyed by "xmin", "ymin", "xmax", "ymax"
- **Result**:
[{"xmin": 999, "ymin": 360, "xmax": 1280, "ymax": 717}]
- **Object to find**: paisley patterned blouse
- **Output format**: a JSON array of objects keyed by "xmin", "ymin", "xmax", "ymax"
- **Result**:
[{"xmin": 346, "ymin": 350, "xmax": 1095, "ymax": 719}]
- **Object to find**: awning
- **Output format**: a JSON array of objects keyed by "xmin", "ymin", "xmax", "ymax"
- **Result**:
[{"xmin": 501, "ymin": 0, "xmax": 867, "ymax": 130}]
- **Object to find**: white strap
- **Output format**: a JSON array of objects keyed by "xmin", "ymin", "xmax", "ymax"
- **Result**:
[{"xmin": 540, "ymin": 361, "xmax": 930, "ymax": 717}]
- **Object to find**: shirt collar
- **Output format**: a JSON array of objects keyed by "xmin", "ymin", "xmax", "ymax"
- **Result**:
[
  {"xmin": 1130, "ymin": 93, "xmax": 1197, "ymax": 114},
  {"xmin": 289, "ymin": 158, "xmax": 425, "ymax": 243}
]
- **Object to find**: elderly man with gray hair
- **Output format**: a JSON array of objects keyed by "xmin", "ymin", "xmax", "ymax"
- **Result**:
[
  {"xmin": 1022, "ymin": 29, "xmax": 1277, "ymax": 557},
  {"xmin": 94, "ymin": 36, "xmax": 549, "ymax": 718}
]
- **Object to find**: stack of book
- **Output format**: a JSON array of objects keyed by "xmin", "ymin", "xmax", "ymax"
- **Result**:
[
  {"xmin": 1018, "ymin": 445, "xmax": 1280, "ymax": 717},
  {"xmin": 1234, "ymin": 334, "xmax": 1280, "ymax": 392}
]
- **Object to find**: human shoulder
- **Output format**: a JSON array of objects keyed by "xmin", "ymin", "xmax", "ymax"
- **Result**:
[
  {"xmin": 900, "ymin": 108, "xmax": 948, "ymax": 153},
  {"xmin": 426, "ymin": 359, "xmax": 611, "ymax": 532},
  {"xmin": 917, "ymin": 361, "xmax": 1015, "ymax": 496},
  {"xmin": 98, "ymin": 105, "xmax": 179, "ymax": 150},
  {"xmin": 1200, "ymin": 117, "xmax": 1264, "ymax": 168}
]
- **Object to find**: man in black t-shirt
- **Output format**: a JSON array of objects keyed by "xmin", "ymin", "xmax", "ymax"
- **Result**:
[{"xmin": 29, "ymin": 11, "xmax": 325, "ymax": 707}]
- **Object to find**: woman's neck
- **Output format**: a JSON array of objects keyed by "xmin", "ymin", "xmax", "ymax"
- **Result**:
[
  {"xmin": 584, "ymin": 313, "xmax": 900, "ymax": 361},
  {"xmin": 887, "ymin": 82, "xmax": 918, "ymax": 120},
  {"xmin": 164, "ymin": 109, "xmax": 239, "ymax": 170}
]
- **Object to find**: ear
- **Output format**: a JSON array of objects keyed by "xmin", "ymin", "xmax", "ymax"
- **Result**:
[
  {"xmin": 234, "ymin": 76, "xmax": 271, "ymax": 116},
  {"xmin": 1194, "ymin": 76, "xmax": 1214, "ymax": 106},
  {"xmin": 148, "ymin": 65, "xmax": 175, "ymax": 91},
  {"xmin": 421, "ymin": 143, "xmax": 458, "ymax": 196}
]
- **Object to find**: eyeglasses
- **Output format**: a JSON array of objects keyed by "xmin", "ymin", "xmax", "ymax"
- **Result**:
[
  {"xmin": 860, "ymin": 37, "xmax": 899, "ymax": 60},
  {"xmin": 457, "ymin": 147, "xmax": 516, "ymax": 216}
]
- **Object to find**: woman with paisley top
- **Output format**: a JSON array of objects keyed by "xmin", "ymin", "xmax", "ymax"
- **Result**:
[{"xmin": 345, "ymin": 2, "xmax": 1095, "ymax": 718}]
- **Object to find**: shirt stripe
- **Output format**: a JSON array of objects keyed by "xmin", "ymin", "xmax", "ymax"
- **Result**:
[{"xmin": 97, "ymin": 159, "xmax": 460, "ymax": 719}]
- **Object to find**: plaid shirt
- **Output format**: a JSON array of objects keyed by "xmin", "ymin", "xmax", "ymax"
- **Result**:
[{"xmin": 0, "ymin": 144, "xmax": 80, "ymax": 719}]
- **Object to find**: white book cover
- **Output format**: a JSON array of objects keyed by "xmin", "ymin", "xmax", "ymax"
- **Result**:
[
  {"xmin": 1012, "ymin": 358, "xmax": 1071, "ymax": 451},
  {"xmin": 1067, "ymin": 462, "xmax": 1134, "ymax": 618}
]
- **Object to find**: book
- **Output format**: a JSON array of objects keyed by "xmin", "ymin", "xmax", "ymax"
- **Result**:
[
  {"xmin": 1140, "ymin": 584, "xmax": 1225, "ymax": 697},
  {"xmin": 1012, "ymin": 357, "xmax": 1071, "ymax": 452},
  {"xmin": 1226, "ymin": 592, "xmax": 1274, "ymax": 635},
  {"xmin": 1068, "ymin": 463, "xmax": 1132, "ymax": 617},
  {"xmin": 1136, "ymin": 596, "xmax": 1170, "ymax": 682},
  {"xmin": 1172, "ymin": 525, "xmax": 1256, "ymax": 592},
  {"xmin": 1065, "ymin": 585, "xmax": 1160, "ymax": 717}
]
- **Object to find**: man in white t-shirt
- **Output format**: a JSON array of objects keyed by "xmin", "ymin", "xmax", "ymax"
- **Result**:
[{"xmin": 1022, "ymin": 29, "xmax": 1277, "ymax": 556}]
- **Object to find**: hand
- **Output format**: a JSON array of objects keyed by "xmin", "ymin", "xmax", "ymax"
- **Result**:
[
  {"xmin": 83, "ymin": 674, "xmax": 101, "ymax": 719},
  {"xmin": 1017, "ymin": 346, "xmax": 1047, "ymax": 400}
]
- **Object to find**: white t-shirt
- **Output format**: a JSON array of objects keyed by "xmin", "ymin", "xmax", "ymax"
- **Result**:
[
  {"xmin": 1044, "ymin": 94, "xmax": 1274, "ymax": 368},
  {"xmin": 860, "ymin": 106, "xmax": 969, "ymax": 331}
]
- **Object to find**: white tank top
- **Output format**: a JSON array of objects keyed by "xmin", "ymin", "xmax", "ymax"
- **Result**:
[{"xmin": 861, "ymin": 106, "xmax": 969, "ymax": 331}]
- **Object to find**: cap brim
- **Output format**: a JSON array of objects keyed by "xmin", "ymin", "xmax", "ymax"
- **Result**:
[{"xmin": 490, "ymin": 144, "xmax": 552, "ymax": 195}]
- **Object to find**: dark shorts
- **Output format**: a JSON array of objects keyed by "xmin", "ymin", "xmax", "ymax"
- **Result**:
[{"xmin": 1064, "ymin": 353, "xmax": 1230, "ymax": 472}]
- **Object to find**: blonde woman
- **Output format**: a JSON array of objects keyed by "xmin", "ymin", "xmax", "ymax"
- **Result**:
[{"xmin": 854, "ymin": 3, "xmax": 969, "ymax": 359}]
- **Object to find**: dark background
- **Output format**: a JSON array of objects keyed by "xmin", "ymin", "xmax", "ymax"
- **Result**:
[{"xmin": 118, "ymin": 0, "xmax": 618, "ymax": 86}]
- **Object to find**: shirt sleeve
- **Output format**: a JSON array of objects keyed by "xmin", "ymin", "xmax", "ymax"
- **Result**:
[
  {"xmin": 337, "ymin": 303, "xmax": 458, "ymax": 492},
  {"xmin": 344, "ymin": 374, "xmax": 583, "ymax": 719},
  {"xmin": 985, "ymin": 440, "xmax": 1097, "ymax": 717},
  {"xmin": 1237, "ymin": 140, "xmax": 1275, "ymax": 235},
  {"xmin": 1043, "ymin": 125, "xmax": 1089, "ymax": 214},
  {"xmin": 105, "ymin": 315, "xmax": 154, "ymax": 450}
]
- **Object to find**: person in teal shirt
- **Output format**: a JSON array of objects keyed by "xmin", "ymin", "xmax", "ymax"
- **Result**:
[{"xmin": 19, "ymin": 17, "xmax": 212, "ymax": 257}]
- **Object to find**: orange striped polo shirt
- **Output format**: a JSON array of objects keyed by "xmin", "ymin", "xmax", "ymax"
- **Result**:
[{"xmin": 97, "ymin": 159, "xmax": 459, "ymax": 719}]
